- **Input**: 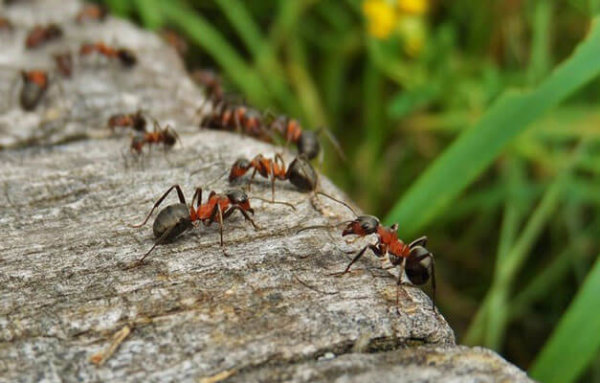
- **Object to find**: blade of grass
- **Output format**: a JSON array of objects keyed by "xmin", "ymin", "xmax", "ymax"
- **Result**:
[
  {"xmin": 481, "ymin": 143, "xmax": 586, "ymax": 349},
  {"xmin": 159, "ymin": 1, "xmax": 271, "ymax": 106},
  {"xmin": 104, "ymin": 0, "xmax": 132, "ymax": 16},
  {"xmin": 530, "ymin": 254, "xmax": 600, "ymax": 383},
  {"xmin": 132, "ymin": 0, "xmax": 163, "ymax": 30},
  {"xmin": 385, "ymin": 17, "xmax": 600, "ymax": 236},
  {"xmin": 213, "ymin": 0, "xmax": 264, "ymax": 57},
  {"xmin": 527, "ymin": 0, "xmax": 553, "ymax": 85}
]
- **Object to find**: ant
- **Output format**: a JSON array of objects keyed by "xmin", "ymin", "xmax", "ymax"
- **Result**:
[
  {"xmin": 53, "ymin": 52, "xmax": 73, "ymax": 78},
  {"xmin": 191, "ymin": 69, "xmax": 224, "ymax": 103},
  {"xmin": 108, "ymin": 110, "xmax": 147, "ymax": 133},
  {"xmin": 79, "ymin": 42, "xmax": 137, "ymax": 68},
  {"xmin": 228, "ymin": 153, "xmax": 351, "ymax": 217},
  {"xmin": 75, "ymin": 3, "xmax": 108, "ymax": 23},
  {"xmin": 0, "ymin": 17, "xmax": 13, "ymax": 32},
  {"xmin": 202, "ymin": 102, "xmax": 272, "ymax": 142},
  {"xmin": 25, "ymin": 24, "xmax": 63, "ymax": 49},
  {"xmin": 269, "ymin": 115, "xmax": 345, "ymax": 162},
  {"xmin": 161, "ymin": 28, "xmax": 188, "ymax": 57},
  {"xmin": 299, "ymin": 214, "xmax": 436, "ymax": 313},
  {"xmin": 130, "ymin": 186, "xmax": 260, "ymax": 264},
  {"xmin": 19, "ymin": 70, "xmax": 49, "ymax": 111},
  {"xmin": 129, "ymin": 120, "xmax": 180, "ymax": 154}
]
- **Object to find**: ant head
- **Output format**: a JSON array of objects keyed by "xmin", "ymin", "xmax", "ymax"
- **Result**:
[
  {"xmin": 228, "ymin": 158, "xmax": 251, "ymax": 182},
  {"xmin": 117, "ymin": 49, "xmax": 137, "ymax": 67},
  {"xmin": 226, "ymin": 188, "xmax": 253, "ymax": 214},
  {"xmin": 342, "ymin": 215, "xmax": 380, "ymax": 237},
  {"xmin": 287, "ymin": 156, "xmax": 317, "ymax": 192},
  {"xmin": 298, "ymin": 131, "xmax": 320, "ymax": 160},
  {"xmin": 405, "ymin": 245, "xmax": 434, "ymax": 286}
]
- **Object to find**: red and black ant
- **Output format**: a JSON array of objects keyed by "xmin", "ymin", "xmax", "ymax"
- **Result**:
[
  {"xmin": 268, "ymin": 115, "xmax": 345, "ymax": 161},
  {"xmin": 299, "ymin": 214, "xmax": 436, "ymax": 313},
  {"xmin": 53, "ymin": 52, "xmax": 73, "ymax": 78},
  {"xmin": 129, "ymin": 120, "xmax": 180, "ymax": 154},
  {"xmin": 75, "ymin": 3, "xmax": 108, "ymax": 23},
  {"xmin": 228, "ymin": 153, "xmax": 353, "ymax": 217},
  {"xmin": 79, "ymin": 42, "xmax": 137, "ymax": 68},
  {"xmin": 202, "ymin": 102, "xmax": 272, "ymax": 142},
  {"xmin": 25, "ymin": 24, "xmax": 63, "ymax": 49},
  {"xmin": 130, "ymin": 186, "xmax": 261, "ymax": 264},
  {"xmin": 19, "ymin": 70, "xmax": 49, "ymax": 111},
  {"xmin": 108, "ymin": 110, "xmax": 147, "ymax": 133}
]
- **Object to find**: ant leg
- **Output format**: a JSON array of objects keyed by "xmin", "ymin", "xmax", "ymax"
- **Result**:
[
  {"xmin": 132, "ymin": 224, "xmax": 178, "ymax": 266},
  {"xmin": 396, "ymin": 259, "xmax": 406, "ymax": 315},
  {"xmin": 430, "ymin": 256, "xmax": 437, "ymax": 310},
  {"xmin": 331, "ymin": 244, "xmax": 381, "ymax": 276},
  {"xmin": 247, "ymin": 168, "xmax": 258, "ymax": 191},
  {"xmin": 130, "ymin": 184, "xmax": 186, "ymax": 228},
  {"xmin": 223, "ymin": 206, "xmax": 260, "ymax": 229},
  {"xmin": 408, "ymin": 236, "xmax": 428, "ymax": 248},
  {"xmin": 190, "ymin": 187, "xmax": 203, "ymax": 209}
]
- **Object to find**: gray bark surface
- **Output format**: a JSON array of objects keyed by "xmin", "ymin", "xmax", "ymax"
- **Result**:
[{"xmin": 0, "ymin": 1, "xmax": 534, "ymax": 382}]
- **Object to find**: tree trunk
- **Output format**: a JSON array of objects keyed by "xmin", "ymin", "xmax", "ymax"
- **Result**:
[{"xmin": 0, "ymin": 1, "xmax": 533, "ymax": 382}]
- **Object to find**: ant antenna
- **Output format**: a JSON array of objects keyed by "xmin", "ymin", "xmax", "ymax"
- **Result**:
[
  {"xmin": 317, "ymin": 126, "xmax": 346, "ymax": 162},
  {"xmin": 315, "ymin": 191, "xmax": 357, "ymax": 216},
  {"xmin": 296, "ymin": 220, "xmax": 354, "ymax": 234},
  {"xmin": 250, "ymin": 196, "xmax": 296, "ymax": 210}
]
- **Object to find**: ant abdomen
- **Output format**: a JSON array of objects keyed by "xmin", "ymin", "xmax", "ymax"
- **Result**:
[
  {"xmin": 152, "ymin": 203, "xmax": 193, "ymax": 241},
  {"xmin": 405, "ymin": 246, "xmax": 434, "ymax": 285},
  {"xmin": 287, "ymin": 156, "xmax": 317, "ymax": 191}
]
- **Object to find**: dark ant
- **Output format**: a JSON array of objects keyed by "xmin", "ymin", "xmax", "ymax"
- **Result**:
[
  {"xmin": 130, "ymin": 186, "xmax": 260, "ymax": 264},
  {"xmin": 269, "ymin": 115, "xmax": 345, "ymax": 161},
  {"xmin": 20, "ymin": 70, "xmax": 49, "ymax": 111},
  {"xmin": 79, "ymin": 42, "xmax": 137, "ymax": 68},
  {"xmin": 108, "ymin": 110, "xmax": 147, "ymax": 132},
  {"xmin": 53, "ymin": 52, "xmax": 73, "ymax": 78},
  {"xmin": 25, "ymin": 24, "xmax": 63, "ymax": 49},
  {"xmin": 75, "ymin": 3, "xmax": 108, "ymax": 23},
  {"xmin": 299, "ymin": 214, "xmax": 436, "ymax": 313},
  {"xmin": 130, "ymin": 120, "xmax": 180, "ymax": 154}
]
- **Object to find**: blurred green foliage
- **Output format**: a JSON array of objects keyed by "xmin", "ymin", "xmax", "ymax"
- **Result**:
[{"xmin": 99, "ymin": 0, "xmax": 600, "ymax": 380}]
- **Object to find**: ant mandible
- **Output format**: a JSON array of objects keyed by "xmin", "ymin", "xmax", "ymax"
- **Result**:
[
  {"xmin": 130, "ymin": 186, "xmax": 260, "ymax": 264},
  {"xmin": 130, "ymin": 120, "xmax": 180, "ymax": 154},
  {"xmin": 108, "ymin": 110, "xmax": 147, "ymax": 133},
  {"xmin": 299, "ymin": 214, "xmax": 436, "ymax": 313},
  {"xmin": 20, "ymin": 70, "xmax": 49, "ymax": 111},
  {"xmin": 25, "ymin": 24, "xmax": 63, "ymax": 49}
]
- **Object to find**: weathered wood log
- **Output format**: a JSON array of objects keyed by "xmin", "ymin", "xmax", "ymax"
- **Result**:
[{"xmin": 0, "ymin": 1, "xmax": 534, "ymax": 382}]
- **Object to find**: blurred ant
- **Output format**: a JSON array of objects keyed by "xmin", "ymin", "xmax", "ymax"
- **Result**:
[
  {"xmin": 202, "ymin": 102, "xmax": 272, "ymax": 142},
  {"xmin": 108, "ymin": 110, "xmax": 147, "ymax": 132},
  {"xmin": 19, "ymin": 70, "xmax": 49, "ymax": 111},
  {"xmin": 191, "ymin": 69, "xmax": 223, "ymax": 103},
  {"xmin": 75, "ymin": 3, "xmax": 108, "ymax": 23},
  {"xmin": 130, "ymin": 120, "xmax": 180, "ymax": 154},
  {"xmin": 269, "ymin": 115, "xmax": 345, "ymax": 161},
  {"xmin": 299, "ymin": 213, "xmax": 436, "ymax": 313},
  {"xmin": 0, "ymin": 17, "xmax": 14, "ymax": 32},
  {"xmin": 79, "ymin": 42, "xmax": 137, "ymax": 68},
  {"xmin": 161, "ymin": 28, "xmax": 188, "ymax": 57},
  {"xmin": 53, "ymin": 52, "xmax": 73, "ymax": 78},
  {"xmin": 130, "ymin": 186, "xmax": 261, "ymax": 264},
  {"xmin": 25, "ymin": 24, "xmax": 63, "ymax": 49}
]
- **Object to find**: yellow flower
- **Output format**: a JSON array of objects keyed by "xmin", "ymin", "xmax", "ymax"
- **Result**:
[
  {"xmin": 362, "ymin": 0, "xmax": 398, "ymax": 39},
  {"xmin": 397, "ymin": 0, "xmax": 429, "ymax": 15},
  {"xmin": 398, "ymin": 16, "xmax": 427, "ymax": 56}
]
